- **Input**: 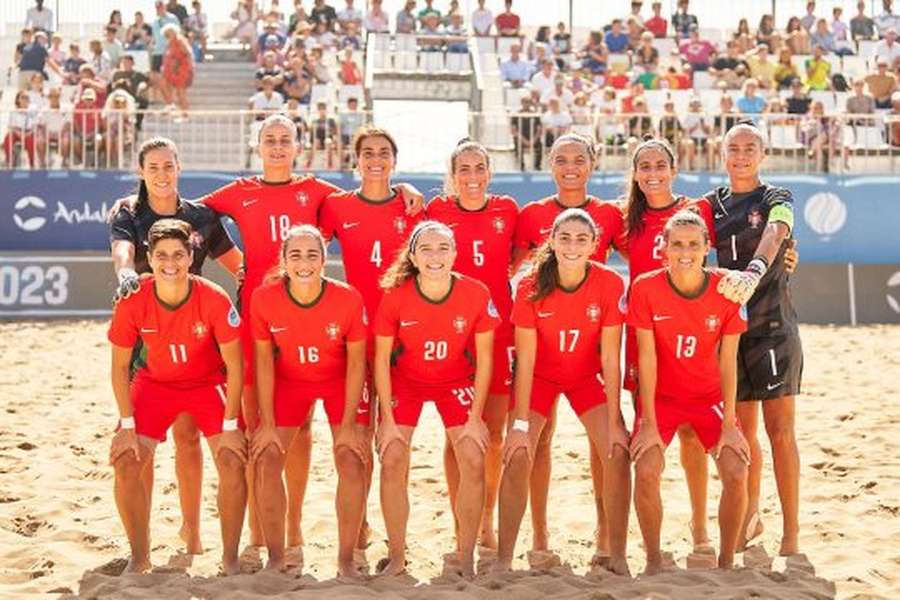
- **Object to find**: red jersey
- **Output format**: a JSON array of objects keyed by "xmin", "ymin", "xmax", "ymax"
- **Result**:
[
  {"xmin": 627, "ymin": 269, "xmax": 747, "ymax": 406},
  {"xmin": 319, "ymin": 188, "xmax": 423, "ymax": 320},
  {"xmin": 511, "ymin": 263, "xmax": 626, "ymax": 386},
  {"xmin": 617, "ymin": 197, "xmax": 702, "ymax": 281},
  {"xmin": 201, "ymin": 175, "xmax": 341, "ymax": 290},
  {"xmin": 425, "ymin": 194, "xmax": 518, "ymax": 323},
  {"xmin": 691, "ymin": 196, "xmax": 719, "ymax": 247},
  {"xmin": 513, "ymin": 196, "xmax": 623, "ymax": 263},
  {"xmin": 374, "ymin": 274, "xmax": 500, "ymax": 385},
  {"xmin": 107, "ymin": 276, "xmax": 241, "ymax": 388}
]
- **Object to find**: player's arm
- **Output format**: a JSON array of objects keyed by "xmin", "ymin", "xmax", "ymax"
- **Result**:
[
  {"xmin": 216, "ymin": 247, "xmax": 245, "ymax": 282},
  {"xmin": 395, "ymin": 182, "xmax": 425, "ymax": 215},
  {"xmin": 109, "ymin": 343, "xmax": 139, "ymax": 463},
  {"xmin": 217, "ymin": 339, "xmax": 247, "ymax": 462},
  {"xmin": 630, "ymin": 327, "xmax": 663, "ymax": 461},
  {"xmin": 601, "ymin": 323, "xmax": 628, "ymax": 455},
  {"xmin": 110, "ymin": 240, "xmax": 142, "ymax": 304},
  {"xmin": 250, "ymin": 338, "xmax": 281, "ymax": 461},
  {"xmin": 715, "ymin": 332, "xmax": 750, "ymax": 463}
]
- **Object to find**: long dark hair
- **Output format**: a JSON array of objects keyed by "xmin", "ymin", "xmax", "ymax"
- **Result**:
[
  {"xmin": 530, "ymin": 208, "xmax": 597, "ymax": 301},
  {"xmin": 135, "ymin": 137, "xmax": 179, "ymax": 209},
  {"xmin": 379, "ymin": 220, "xmax": 455, "ymax": 289},
  {"xmin": 623, "ymin": 135, "xmax": 676, "ymax": 237}
]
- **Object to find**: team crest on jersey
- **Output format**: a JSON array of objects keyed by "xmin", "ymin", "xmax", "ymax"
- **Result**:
[
  {"xmin": 296, "ymin": 191, "xmax": 308, "ymax": 207},
  {"xmin": 748, "ymin": 209, "xmax": 763, "ymax": 229},
  {"xmin": 192, "ymin": 321, "xmax": 208, "ymax": 338},
  {"xmin": 228, "ymin": 305, "xmax": 241, "ymax": 327},
  {"xmin": 326, "ymin": 322, "xmax": 340, "ymax": 341},
  {"xmin": 393, "ymin": 217, "xmax": 407, "ymax": 234},
  {"xmin": 453, "ymin": 315, "xmax": 467, "ymax": 333},
  {"xmin": 492, "ymin": 216, "xmax": 506, "ymax": 233},
  {"xmin": 189, "ymin": 230, "xmax": 205, "ymax": 249},
  {"xmin": 705, "ymin": 314, "xmax": 720, "ymax": 332},
  {"xmin": 586, "ymin": 303, "xmax": 601, "ymax": 322}
]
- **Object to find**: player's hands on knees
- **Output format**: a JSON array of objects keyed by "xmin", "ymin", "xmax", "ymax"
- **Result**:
[
  {"xmin": 375, "ymin": 420, "xmax": 407, "ymax": 460},
  {"xmin": 106, "ymin": 195, "xmax": 138, "ymax": 223},
  {"xmin": 458, "ymin": 416, "xmax": 489, "ymax": 454},
  {"xmin": 607, "ymin": 419, "xmax": 631, "ymax": 459},
  {"xmin": 217, "ymin": 429, "xmax": 248, "ymax": 463},
  {"xmin": 502, "ymin": 428, "xmax": 531, "ymax": 465},
  {"xmin": 334, "ymin": 423, "xmax": 369, "ymax": 466},
  {"xmin": 250, "ymin": 424, "xmax": 282, "ymax": 462},
  {"xmin": 629, "ymin": 422, "xmax": 663, "ymax": 462},
  {"xmin": 109, "ymin": 428, "xmax": 140, "ymax": 464},
  {"xmin": 112, "ymin": 268, "xmax": 141, "ymax": 305},
  {"xmin": 715, "ymin": 424, "xmax": 750, "ymax": 465},
  {"xmin": 717, "ymin": 268, "xmax": 761, "ymax": 305},
  {"xmin": 783, "ymin": 239, "xmax": 799, "ymax": 274}
]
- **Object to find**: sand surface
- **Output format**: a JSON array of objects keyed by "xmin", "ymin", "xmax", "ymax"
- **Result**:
[{"xmin": 0, "ymin": 322, "xmax": 897, "ymax": 599}]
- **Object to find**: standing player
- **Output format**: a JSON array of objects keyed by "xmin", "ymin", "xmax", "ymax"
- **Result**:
[
  {"xmin": 628, "ymin": 210, "xmax": 750, "ymax": 574},
  {"xmin": 249, "ymin": 226, "xmax": 369, "ymax": 576},
  {"xmin": 107, "ymin": 219, "xmax": 247, "ymax": 575},
  {"xmin": 109, "ymin": 137, "xmax": 243, "ymax": 556},
  {"xmin": 426, "ymin": 140, "xmax": 518, "ymax": 549},
  {"xmin": 373, "ymin": 221, "xmax": 500, "ymax": 578},
  {"xmin": 699, "ymin": 123, "xmax": 803, "ymax": 556},
  {"xmin": 511, "ymin": 133, "xmax": 623, "ymax": 565},
  {"xmin": 495, "ymin": 208, "xmax": 631, "ymax": 575}
]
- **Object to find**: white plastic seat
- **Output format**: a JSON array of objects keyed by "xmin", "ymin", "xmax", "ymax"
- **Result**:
[
  {"xmin": 768, "ymin": 125, "xmax": 804, "ymax": 150},
  {"xmin": 419, "ymin": 51, "xmax": 444, "ymax": 73},
  {"xmin": 851, "ymin": 125, "xmax": 889, "ymax": 150},
  {"xmin": 445, "ymin": 52, "xmax": 470, "ymax": 73}
]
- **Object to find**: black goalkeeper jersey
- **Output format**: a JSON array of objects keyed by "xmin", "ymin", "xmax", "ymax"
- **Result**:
[{"xmin": 704, "ymin": 183, "xmax": 799, "ymax": 339}]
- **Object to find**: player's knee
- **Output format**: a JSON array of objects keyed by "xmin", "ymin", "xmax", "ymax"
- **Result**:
[
  {"xmin": 764, "ymin": 418, "xmax": 796, "ymax": 446},
  {"xmin": 258, "ymin": 444, "xmax": 285, "ymax": 477},
  {"xmin": 634, "ymin": 454, "xmax": 663, "ymax": 489},
  {"xmin": 455, "ymin": 440, "xmax": 485, "ymax": 476},
  {"xmin": 172, "ymin": 421, "xmax": 201, "ymax": 448},
  {"xmin": 215, "ymin": 446, "xmax": 244, "ymax": 476},
  {"xmin": 380, "ymin": 443, "xmax": 408, "ymax": 480},
  {"xmin": 719, "ymin": 453, "xmax": 748, "ymax": 489},
  {"xmin": 113, "ymin": 451, "xmax": 144, "ymax": 480},
  {"xmin": 334, "ymin": 446, "xmax": 364, "ymax": 478}
]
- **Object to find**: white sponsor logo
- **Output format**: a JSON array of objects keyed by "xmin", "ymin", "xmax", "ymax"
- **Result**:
[
  {"xmin": 400, "ymin": 320, "xmax": 418, "ymax": 327},
  {"xmin": 13, "ymin": 196, "xmax": 47, "ymax": 231},
  {"xmin": 804, "ymin": 192, "xmax": 846, "ymax": 239},
  {"xmin": 767, "ymin": 381, "xmax": 784, "ymax": 391},
  {"xmin": 14, "ymin": 196, "xmax": 113, "ymax": 233},
  {"xmin": 886, "ymin": 270, "xmax": 900, "ymax": 314},
  {"xmin": 652, "ymin": 315, "xmax": 672, "ymax": 321},
  {"xmin": 139, "ymin": 327, "xmax": 157, "ymax": 333},
  {"xmin": 537, "ymin": 311, "xmax": 553, "ymax": 318},
  {"xmin": 343, "ymin": 222, "xmax": 360, "ymax": 229},
  {"xmin": 242, "ymin": 199, "xmax": 258, "ymax": 207}
]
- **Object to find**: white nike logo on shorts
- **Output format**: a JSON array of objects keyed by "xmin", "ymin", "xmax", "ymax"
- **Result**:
[
  {"xmin": 140, "ymin": 328, "xmax": 157, "ymax": 333},
  {"xmin": 400, "ymin": 320, "xmax": 418, "ymax": 327},
  {"xmin": 270, "ymin": 326, "xmax": 287, "ymax": 333},
  {"xmin": 537, "ymin": 311, "xmax": 553, "ymax": 318},
  {"xmin": 767, "ymin": 381, "xmax": 784, "ymax": 391},
  {"xmin": 242, "ymin": 199, "xmax": 258, "ymax": 207},
  {"xmin": 343, "ymin": 222, "xmax": 360, "ymax": 229}
]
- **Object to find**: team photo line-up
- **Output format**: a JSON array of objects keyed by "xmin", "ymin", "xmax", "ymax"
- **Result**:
[{"xmin": 105, "ymin": 113, "xmax": 802, "ymax": 579}]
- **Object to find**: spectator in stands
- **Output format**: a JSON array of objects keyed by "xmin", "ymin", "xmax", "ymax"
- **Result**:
[
  {"xmin": 579, "ymin": 31, "xmax": 608, "ymax": 79},
  {"xmin": 775, "ymin": 48, "xmax": 801, "ymax": 89},
  {"xmin": 889, "ymin": 91, "xmax": 900, "ymax": 146},
  {"xmin": 683, "ymin": 96, "xmax": 711, "ymax": 170},
  {"xmin": 288, "ymin": 1, "xmax": 310, "ymax": 34},
  {"xmin": 14, "ymin": 28, "xmax": 33, "ymax": 68},
  {"xmin": 541, "ymin": 74, "xmax": 575, "ymax": 109},
  {"xmin": 644, "ymin": 1, "xmax": 667, "ymax": 38},
  {"xmin": 756, "ymin": 14, "xmax": 775, "ymax": 50},
  {"xmin": 875, "ymin": 28, "xmax": 900, "ymax": 65},
  {"xmin": 166, "ymin": 0, "xmax": 190, "ymax": 27},
  {"xmin": 445, "ymin": 13, "xmax": 468, "ymax": 52},
  {"xmin": 337, "ymin": 0, "xmax": 362, "ymax": 33},
  {"xmin": 444, "ymin": 0, "xmax": 462, "ymax": 27},
  {"xmin": 785, "ymin": 16, "xmax": 811, "ymax": 54},
  {"xmin": 63, "ymin": 44, "xmax": 85, "ymax": 85},
  {"xmin": 364, "ymin": 0, "xmax": 390, "ymax": 33},
  {"xmin": 810, "ymin": 18, "xmax": 844, "ymax": 56},
  {"xmin": 417, "ymin": 0, "xmax": 440, "ymax": 29},
  {"xmin": 532, "ymin": 25, "xmax": 552, "ymax": 59},
  {"xmin": 746, "ymin": 43, "xmax": 776, "ymax": 89},
  {"xmin": 636, "ymin": 62, "xmax": 659, "ymax": 89},
  {"xmin": 26, "ymin": 72, "xmax": 47, "ymax": 112},
  {"xmin": 625, "ymin": 16, "xmax": 645, "ymax": 51},
  {"xmin": 25, "ymin": 0, "xmax": 53, "ymax": 34},
  {"xmin": 110, "ymin": 55, "xmax": 149, "ymax": 129},
  {"xmin": 805, "ymin": 44, "xmax": 832, "ymax": 90},
  {"xmin": 283, "ymin": 96, "xmax": 308, "ymax": 145},
  {"xmin": 48, "ymin": 34, "xmax": 65, "ymax": 64},
  {"xmin": 4, "ymin": 91, "xmax": 37, "ymax": 167},
  {"xmin": 258, "ymin": 22, "xmax": 287, "ymax": 59},
  {"xmin": 737, "ymin": 78, "xmax": 766, "ymax": 117},
  {"xmin": 672, "ymin": 0, "xmax": 698, "ymax": 39},
  {"xmin": 36, "ymin": 87, "xmax": 71, "ymax": 167},
  {"xmin": 530, "ymin": 59, "xmax": 556, "ymax": 96},
  {"xmin": 709, "ymin": 40, "xmax": 746, "ymax": 89},
  {"xmin": 88, "ymin": 39, "xmax": 113, "ymax": 82},
  {"xmin": 661, "ymin": 63, "xmax": 691, "ymax": 89},
  {"xmin": 103, "ymin": 89, "xmax": 136, "ymax": 168},
  {"xmin": 496, "ymin": 0, "xmax": 521, "ymax": 37},
  {"xmin": 103, "ymin": 27, "xmax": 125, "ymax": 71},
  {"xmin": 256, "ymin": 51, "xmax": 286, "ymax": 91},
  {"xmin": 229, "ymin": 0, "xmax": 259, "ymax": 50},
  {"xmin": 541, "ymin": 97, "xmax": 572, "ymax": 150},
  {"xmin": 511, "ymin": 94, "xmax": 541, "ymax": 170},
  {"xmin": 847, "ymin": 78, "xmax": 876, "ymax": 115},
  {"xmin": 396, "ymin": 1, "xmax": 417, "ymax": 34},
  {"xmin": 249, "ymin": 75, "xmax": 285, "ymax": 120},
  {"xmin": 306, "ymin": 47, "xmax": 332, "ymax": 83},
  {"xmin": 866, "ymin": 57, "xmax": 898, "ymax": 107},
  {"xmin": 733, "ymin": 18, "xmax": 754, "ymax": 53},
  {"xmin": 802, "ymin": 99, "xmax": 847, "ymax": 171},
  {"xmin": 127, "ymin": 12, "xmax": 152, "ymax": 50},
  {"xmin": 786, "ymin": 79, "xmax": 812, "ymax": 115},
  {"xmin": 72, "ymin": 87, "xmax": 103, "ymax": 166},
  {"xmin": 282, "ymin": 54, "xmax": 312, "ymax": 103},
  {"xmin": 832, "ymin": 7, "xmax": 853, "ymax": 51},
  {"xmin": 800, "ymin": 2, "xmax": 817, "ymax": 32},
  {"xmin": 569, "ymin": 92, "xmax": 591, "ymax": 134},
  {"xmin": 500, "ymin": 44, "xmax": 533, "ymax": 88},
  {"xmin": 152, "ymin": 2, "xmax": 181, "ymax": 100},
  {"xmin": 187, "ymin": 1, "xmax": 209, "ymax": 60},
  {"xmin": 338, "ymin": 47, "xmax": 361, "ymax": 84},
  {"xmin": 851, "ymin": 1, "xmax": 876, "ymax": 40},
  {"xmin": 553, "ymin": 21, "xmax": 571, "ymax": 55},
  {"xmin": 472, "ymin": 0, "xmax": 492, "ymax": 37},
  {"xmin": 627, "ymin": 1, "xmax": 645, "ymax": 28},
  {"xmin": 78, "ymin": 64, "xmax": 107, "ymax": 104},
  {"xmin": 161, "ymin": 24, "xmax": 194, "ymax": 118},
  {"xmin": 877, "ymin": 0, "xmax": 900, "ymax": 37},
  {"xmin": 605, "ymin": 20, "xmax": 630, "ymax": 53},
  {"xmin": 659, "ymin": 99, "xmax": 685, "ymax": 157},
  {"xmin": 307, "ymin": 100, "xmax": 337, "ymax": 168},
  {"xmin": 626, "ymin": 97, "xmax": 653, "ymax": 142},
  {"xmin": 310, "ymin": 0, "xmax": 338, "ymax": 31},
  {"xmin": 680, "ymin": 25, "xmax": 716, "ymax": 72},
  {"xmin": 17, "ymin": 31, "xmax": 61, "ymax": 91},
  {"xmin": 338, "ymin": 96, "xmax": 365, "ymax": 167},
  {"xmin": 340, "ymin": 21, "xmax": 363, "ymax": 50}
]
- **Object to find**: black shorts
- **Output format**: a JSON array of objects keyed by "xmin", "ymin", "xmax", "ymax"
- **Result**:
[
  {"xmin": 737, "ymin": 334, "xmax": 803, "ymax": 402},
  {"xmin": 151, "ymin": 54, "xmax": 163, "ymax": 72}
]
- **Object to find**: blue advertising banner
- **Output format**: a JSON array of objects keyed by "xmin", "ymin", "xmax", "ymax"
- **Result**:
[{"xmin": 1, "ymin": 170, "xmax": 898, "ymax": 263}]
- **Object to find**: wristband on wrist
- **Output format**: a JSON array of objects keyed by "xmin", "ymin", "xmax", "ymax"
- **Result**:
[
  {"xmin": 119, "ymin": 416, "xmax": 135, "ymax": 429},
  {"xmin": 222, "ymin": 418, "xmax": 238, "ymax": 432},
  {"xmin": 746, "ymin": 256, "xmax": 768, "ymax": 277},
  {"xmin": 511, "ymin": 418, "xmax": 529, "ymax": 433}
]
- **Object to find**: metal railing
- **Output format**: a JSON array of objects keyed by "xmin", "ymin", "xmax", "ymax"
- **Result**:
[{"xmin": 2, "ymin": 108, "xmax": 899, "ymax": 174}]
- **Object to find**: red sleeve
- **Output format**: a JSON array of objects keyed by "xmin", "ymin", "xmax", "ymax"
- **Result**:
[
  {"xmin": 475, "ymin": 287, "xmax": 502, "ymax": 333},
  {"xmin": 318, "ymin": 192, "xmax": 341, "ymax": 241},
  {"xmin": 599, "ymin": 203, "xmax": 624, "ymax": 253},
  {"xmin": 510, "ymin": 280, "xmax": 536, "ymax": 328},
  {"xmin": 722, "ymin": 301, "xmax": 748, "ymax": 335},
  {"xmin": 207, "ymin": 286, "xmax": 242, "ymax": 345},
  {"xmin": 250, "ymin": 287, "xmax": 272, "ymax": 341},
  {"xmin": 512, "ymin": 206, "xmax": 534, "ymax": 250},
  {"xmin": 107, "ymin": 299, "xmax": 138, "ymax": 347},
  {"xmin": 626, "ymin": 278, "xmax": 653, "ymax": 330},
  {"xmin": 345, "ymin": 291, "xmax": 367, "ymax": 342},
  {"xmin": 690, "ymin": 197, "xmax": 717, "ymax": 247},
  {"xmin": 599, "ymin": 270, "xmax": 627, "ymax": 327},
  {"xmin": 373, "ymin": 288, "xmax": 399, "ymax": 337},
  {"xmin": 201, "ymin": 181, "xmax": 239, "ymax": 216},
  {"xmin": 612, "ymin": 204, "xmax": 628, "ymax": 254}
]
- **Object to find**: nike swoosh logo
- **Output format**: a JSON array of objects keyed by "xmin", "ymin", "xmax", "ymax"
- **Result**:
[
  {"xmin": 139, "ymin": 328, "xmax": 157, "ymax": 333},
  {"xmin": 767, "ymin": 381, "xmax": 784, "ymax": 391},
  {"xmin": 652, "ymin": 315, "xmax": 672, "ymax": 321},
  {"xmin": 714, "ymin": 212, "xmax": 725, "ymax": 219},
  {"xmin": 242, "ymin": 199, "xmax": 258, "ymax": 207},
  {"xmin": 503, "ymin": 378, "xmax": 512, "ymax": 386},
  {"xmin": 400, "ymin": 320, "xmax": 418, "ymax": 327},
  {"xmin": 270, "ymin": 326, "xmax": 287, "ymax": 333},
  {"xmin": 343, "ymin": 222, "xmax": 360, "ymax": 229},
  {"xmin": 539, "ymin": 227, "xmax": 552, "ymax": 235},
  {"xmin": 447, "ymin": 223, "xmax": 459, "ymax": 228},
  {"xmin": 537, "ymin": 311, "xmax": 553, "ymax": 318}
]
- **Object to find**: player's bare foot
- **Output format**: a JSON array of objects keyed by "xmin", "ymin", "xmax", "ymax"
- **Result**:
[
  {"xmin": 460, "ymin": 558, "xmax": 476, "ymax": 580},
  {"xmin": 263, "ymin": 557, "xmax": 285, "ymax": 572},
  {"xmin": 376, "ymin": 557, "xmax": 407, "ymax": 576},
  {"xmin": 530, "ymin": 529, "xmax": 550, "ymax": 553},
  {"xmin": 238, "ymin": 544, "xmax": 264, "ymax": 572},
  {"xmin": 337, "ymin": 559, "xmax": 365, "ymax": 579},
  {"xmin": 737, "ymin": 511, "xmax": 764, "ymax": 551},
  {"xmin": 178, "ymin": 523, "xmax": 203, "ymax": 554},
  {"xmin": 479, "ymin": 522, "xmax": 497, "ymax": 549},
  {"xmin": 605, "ymin": 556, "xmax": 631, "ymax": 576},
  {"xmin": 718, "ymin": 555, "xmax": 736, "ymax": 570},
  {"xmin": 490, "ymin": 558, "xmax": 513, "ymax": 573},
  {"xmin": 641, "ymin": 556, "xmax": 664, "ymax": 577},
  {"xmin": 526, "ymin": 549, "xmax": 561, "ymax": 570},
  {"xmin": 221, "ymin": 557, "xmax": 241, "ymax": 576},
  {"xmin": 284, "ymin": 545, "xmax": 303, "ymax": 571},
  {"xmin": 689, "ymin": 520, "xmax": 711, "ymax": 552},
  {"xmin": 779, "ymin": 535, "xmax": 799, "ymax": 556},
  {"xmin": 123, "ymin": 556, "xmax": 151, "ymax": 574}
]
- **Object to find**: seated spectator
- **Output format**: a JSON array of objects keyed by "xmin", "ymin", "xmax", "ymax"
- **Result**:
[
  {"xmin": 591, "ymin": 85, "xmax": 618, "ymax": 113},
  {"xmin": 570, "ymin": 92, "xmax": 592, "ymax": 132},
  {"xmin": 364, "ymin": 0, "xmax": 390, "ymax": 33},
  {"xmin": 511, "ymin": 94, "xmax": 542, "ymax": 170},
  {"xmin": 775, "ymin": 47, "xmax": 801, "ymax": 89},
  {"xmin": 645, "ymin": 1, "xmax": 668, "ymax": 38},
  {"xmin": 846, "ymin": 78, "xmax": 876, "ymax": 116},
  {"xmin": 166, "ymin": 0, "xmax": 189, "ymax": 26},
  {"xmin": 784, "ymin": 17, "xmax": 811, "ymax": 54},
  {"xmin": 419, "ymin": 11, "xmax": 443, "ymax": 40},
  {"xmin": 851, "ymin": 1, "xmax": 876, "ymax": 40},
  {"xmin": 312, "ymin": 20, "xmax": 339, "ymax": 48},
  {"xmin": 805, "ymin": 45, "xmax": 832, "ymax": 90},
  {"xmin": 746, "ymin": 43, "xmax": 776, "ymax": 89},
  {"xmin": 658, "ymin": 99, "xmax": 686, "ymax": 160},
  {"xmin": 249, "ymin": 75, "xmax": 285, "ymax": 120},
  {"xmin": 78, "ymin": 64, "xmax": 108, "ymax": 105},
  {"xmin": 417, "ymin": 0, "xmax": 441, "ymax": 29},
  {"xmin": 627, "ymin": 1, "xmax": 645, "ymax": 28},
  {"xmin": 445, "ymin": 13, "xmax": 468, "ymax": 52},
  {"xmin": 636, "ymin": 62, "xmax": 660, "ymax": 89},
  {"xmin": 187, "ymin": 1, "xmax": 209, "ymax": 59},
  {"xmin": 661, "ymin": 64, "xmax": 691, "ymax": 89},
  {"xmin": 736, "ymin": 78, "xmax": 766, "ymax": 116},
  {"xmin": 801, "ymin": 99, "xmax": 847, "ymax": 171},
  {"xmin": 27, "ymin": 72, "xmax": 48, "ymax": 111},
  {"xmin": 109, "ymin": 55, "xmax": 149, "ymax": 129},
  {"xmin": 72, "ymin": 87, "xmax": 103, "ymax": 166},
  {"xmin": 621, "ymin": 81, "xmax": 646, "ymax": 112},
  {"xmin": 3, "ymin": 91, "xmax": 37, "ymax": 167},
  {"xmin": 733, "ymin": 18, "xmax": 754, "ymax": 53},
  {"xmin": 500, "ymin": 44, "xmax": 533, "ymax": 88},
  {"xmin": 756, "ymin": 14, "xmax": 775, "ymax": 49},
  {"xmin": 541, "ymin": 97, "xmax": 572, "ymax": 149},
  {"xmin": 679, "ymin": 25, "xmax": 716, "ymax": 71},
  {"xmin": 532, "ymin": 25, "xmax": 552, "ymax": 60},
  {"xmin": 338, "ymin": 96, "xmax": 365, "ymax": 167},
  {"xmin": 605, "ymin": 20, "xmax": 629, "ymax": 53},
  {"xmin": 530, "ymin": 59, "xmax": 556, "ymax": 96},
  {"xmin": 288, "ymin": 1, "xmax": 310, "ymax": 35},
  {"xmin": 875, "ymin": 28, "xmax": 900, "ymax": 64},
  {"xmin": 126, "ymin": 11, "xmax": 152, "ymax": 49},
  {"xmin": 672, "ymin": 0, "xmax": 698, "ymax": 39},
  {"xmin": 786, "ymin": 79, "xmax": 812, "ymax": 114},
  {"xmin": 307, "ymin": 100, "xmax": 337, "ymax": 168},
  {"xmin": 495, "ymin": 0, "xmax": 521, "ymax": 37},
  {"xmin": 766, "ymin": 98, "xmax": 789, "ymax": 124},
  {"xmin": 471, "ymin": 0, "xmax": 492, "ymax": 36},
  {"xmin": 714, "ymin": 93, "xmax": 740, "ymax": 135},
  {"xmin": 625, "ymin": 16, "xmax": 644, "ymax": 51},
  {"xmin": 866, "ymin": 57, "xmax": 898, "ymax": 107},
  {"xmin": 256, "ymin": 51, "xmax": 286, "ymax": 91},
  {"xmin": 800, "ymin": 2, "xmax": 817, "ymax": 31},
  {"xmin": 634, "ymin": 31, "xmax": 659, "ymax": 70},
  {"xmin": 626, "ymin": 96, "xmax": 653, "ymax": 138},
  {"xmin": 306, "ymin": 48, "xmax": 332, "ymax": 84},
  {"xmin": 876, "ymin": 1, "xmax": 900, "ymax": 36},
  {"xmin": 683, "ymin": 96, "xmax": 712, "ymax": 170},
  {"xmin": 810, "ymin": 18, "xmax": 844, "ymax": 55},
  {"xmin": 832, "ymin": 7, "xmax": 853, "ymax": 52},
  {"xmin": 257, "ymin": 22, "xmax": 287, "ymax": 60},
  {"xmin": 103, "ymin": 26, "xmax": 125, "ymax": 69},
  {"xmin": 607, "ymin": 68, "xmax": 631, "ymax": 89},
  {"xmin": 340, "ymin": 21, "xmax": 363, "ymax": 50},
  {"xmin": 337, "ymin": 0, "xmax": 363, "ymax": 33},
  {"xmin": 36, "ymin": 87, "xmax": 71, "ymax": 167},
  {"xmin": 338, "ymin": 47, "xmax": 362, "ymax": 84},
  {"xmin": 283, "ymin": 97, "xmax": 308, "ymax": 146},
  {"xmin": 18, "ymin": 30, "xmax": 61, "ymax": 90},
  {"xmin": 310, "ymin": 0, "xmax": 338, "ymax": 31},
  {"xmin": 579, "ymin": 31, "xmax": 608, "ymax": 78},
  {"xmin": 87, "ymin": 39, "xmax": 113, "ymax": 82},
  {"xmin": 396, "ymin": 0, "xmax": 417, "ymax": 33},
  {"xmin": 229, "ymin": 0, "xmax": 259, "ymax": 48},
  {"xmin": 540, "ymin": 74, "xmax": 575, "ymax": 109},
  {"xmin": 282, "ymin": 54, "xmax": 312, "ymax": 103},
  {"xmin": 48, "ymin": 34, "xmax": 65, "ymax": 63},
  {"xmin": 103, "ymin": 89, "xmax": 136, "ymax": 167},
  {"xmin": 552, "ymin": 21, "xmax": 571, "ymax": 56},
  {"xmin": 709, "ymin": 40, "xmax": 747, "ymax": 89}
]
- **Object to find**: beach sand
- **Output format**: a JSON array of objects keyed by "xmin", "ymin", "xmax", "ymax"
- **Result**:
[{"xmin": 0, "ymin": 322, "xmax": 897, "ymax": 599}]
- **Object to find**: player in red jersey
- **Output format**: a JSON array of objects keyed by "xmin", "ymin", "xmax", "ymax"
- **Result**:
[
  {"xmin": 107, "ymin": 219, "xmax": 247, "ymax": 575},
  {"xmin": 627, "ymin": 210, "xmax": 750, "ymax": 574},
  {"xmin": 374, "ymin": 221, "xmax": 500, "ymax": 578},
  {"xmin": 495, "ymin": 208, "xmax": 632, "ymax": 575},
  {"xmin": 425, "ymin": 140, "xmax": 518, "ymax": 549},
  {"xmin": 510, "ymin": 133, "xmax": 623, "ymax": 566},
  {"xmin": 248, "ymin": 225, "xmax": 369, "ymax": 576}
]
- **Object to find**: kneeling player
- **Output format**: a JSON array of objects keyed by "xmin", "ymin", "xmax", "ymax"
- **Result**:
[
  {"xmin": 107, "ymin": 219, "xmax": 247, "ymax": 574},
  {"xmin": 628, "ymin": 210, "xmax": 750, "ymax": 574},
  {"xmin": 249, "ymin": 225, "xmax": 370, "ymax": 576}
]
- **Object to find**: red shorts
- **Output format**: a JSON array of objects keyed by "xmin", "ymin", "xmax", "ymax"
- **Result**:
[
  {"xmin": 390, "ymin": 376, "xmax": 474, "ymax": 428},
  {"xmin": 489, "ymin": 324, "xmax": 515, "ymax": 395},
  {"xmin": 634, "ymin": 399, "xmax": 729, "ymax": 451},
  {"xmin": 274, "ymin": 379, "xmax": 370, "ymax": 427},
  {"xmin": 623, "ymin": 325, "xmax": 638, "ymax": 393},
  {"xmin": 131, "ymin": 378, "xmax": 229, "ymax": 442},
  {"xmin": 512, "ymin": 373, "xmax": 607, "ymax": 418}
]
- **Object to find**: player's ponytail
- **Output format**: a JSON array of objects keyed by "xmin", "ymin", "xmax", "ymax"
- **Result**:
[
  {"xmin": 444, "ymin": 138, "xmax": 492, "ymax": 198},
  {"xmin": 380, "ymin": 220, "xmax": 455, "ymax": 290},
  {"xmin": 135, "ymin": 137, "xmax": 179, "ymax": 210},
  {"xmin": 623, "ymin": 136, "xmax": 676, "ymax": 237},
  {"xmin": 530, "ymin": 208, "xmax": 597, "ymax": 301}
]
